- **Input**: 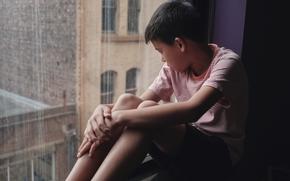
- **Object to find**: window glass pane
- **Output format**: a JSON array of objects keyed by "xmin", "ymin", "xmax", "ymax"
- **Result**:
[
  {"xmin": 126, "ymin": 68, "xmax": 137, "ymax": 89},
  {"xmin": 128, "ymin": 0, "xmax": 140, "ymax": 33},
  {"xmin": 1, "ymin": 0, "xmax": 77, "ymax": 180},
  {"xmin": 1, "ymin": 0, "xmax": 214, "ymax": 180},
  {"xmin": 126, "ymin": 68, "xmax": 138, "ymax": 95},
  {"xmin": 33, "ymin": 154, "xmax": 53, "ymax": 181},
  {"xmin": 101, "ymin": 71, "xmax": 116, "ymax": 93},
  {"xmin": 10, "ymin": 160, "xmax": 32, "ymax": 181},
  {"xmin": 0, "ymin": 168, "xmax": 8, "ymax": 180},
  {"xmin": 102, "ymin": 0, "xmax": 116, "ymax": 32},
  {"xmin": 101, "ymin": 92, "xmax": 114, "ymax": 104},
  {"xmin": 101, "ymin": 71, "xmax": 116, "ymax": 104}
]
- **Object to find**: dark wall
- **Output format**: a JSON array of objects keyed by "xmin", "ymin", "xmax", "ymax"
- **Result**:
[
  {"xmin": 212, "ymin": 0, "xmax": 247, "ymax": 55},
  {"xmin": 236, "ymin": 0, "xmax": 268, "ymax": 180},
  {"xmin": 238, "ymin": 0, "xmax": 290, "ymax": 180},
  {"xmin": 211, "ymin": 0, "xmax": 290, "ymax": 180}
]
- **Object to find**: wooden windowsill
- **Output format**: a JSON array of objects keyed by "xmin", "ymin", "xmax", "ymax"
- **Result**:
[{"xmin": 101, "ymin": 34, "xmax": 145, "ymax": 43}]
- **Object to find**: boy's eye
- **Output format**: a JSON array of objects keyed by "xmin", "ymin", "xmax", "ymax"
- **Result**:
[{"xmin": 155, "ymin": 48, "xmax": 162, "ymax": 53}]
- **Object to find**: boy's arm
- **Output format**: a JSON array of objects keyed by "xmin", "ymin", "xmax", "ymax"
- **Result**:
[
  {"xmin": 83, "ymin": 90, "xmax": 157, "ymax": 139},
  {"xmin": 77, "ymin": 90, "xmax": 160, "ymax": 157},
  {"xmin": 113, "ymin": 85, "xmax": 222, "ymax": 128},
  {"xmin": 139, "ymin": 89, "xmax": 161, "ymax": 102}
]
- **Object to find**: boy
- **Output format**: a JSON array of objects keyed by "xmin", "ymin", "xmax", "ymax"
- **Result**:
[{"xmin": 66, "ymin": 1, "xmax": 248, "ymax": 180}]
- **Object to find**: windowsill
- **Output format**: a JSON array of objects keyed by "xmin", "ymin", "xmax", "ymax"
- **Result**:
[
  {"xmin": 128, "ymin": 154, "xmax": 161, "ymax": 181},
  {"xmin": 101, "ymin": 34, "xmax": 144, "ymax": 43}
]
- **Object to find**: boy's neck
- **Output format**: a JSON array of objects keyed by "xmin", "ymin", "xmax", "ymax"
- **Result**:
[{"xmin": 189, "ymin": 44, "xmax": 213, "ymax": 77}]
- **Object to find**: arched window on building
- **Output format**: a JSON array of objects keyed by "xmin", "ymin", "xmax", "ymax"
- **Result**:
[
  {"xmin": 101, "ymin": 71, "xmax": 117, "ymax": 104},
  {"xmin": 125, "ymin": 68, "xmax": 139, "ymax": 95},
  {"xmin": 127, "ymin": 0, "xmax": 140, "ymax": 34},
  {"xmin": 102, "ymin": 0, "xmax": 117, "ymax": 32}
]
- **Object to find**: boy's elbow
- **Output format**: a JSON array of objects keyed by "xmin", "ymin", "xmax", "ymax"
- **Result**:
[{"xmin": 183, "ymin": 101, "xmax": 205, "ymax": 123}]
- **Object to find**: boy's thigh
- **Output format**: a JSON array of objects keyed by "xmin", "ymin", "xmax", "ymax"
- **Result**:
[
  {"xmin": 151, "ymin": 123, "xmax": 187, "ymax": 156},
  {"xmin": 149, "ymin": 125, "xmax": 232, "ymax": 181}
]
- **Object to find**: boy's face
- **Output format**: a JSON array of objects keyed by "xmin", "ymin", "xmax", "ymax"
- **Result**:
[{"xmin": 151, "ymin": 40, "xmax": 189, "ymax": 72}]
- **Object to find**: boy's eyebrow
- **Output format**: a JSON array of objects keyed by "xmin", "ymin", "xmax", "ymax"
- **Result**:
[{"xmin": 155, "ymin": 48, "xmax": 161, "ymax": 53}]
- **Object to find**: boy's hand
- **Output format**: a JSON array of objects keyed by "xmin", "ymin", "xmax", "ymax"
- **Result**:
[
  {"xmin": 77, "ymin": 134, "xmax": 110, "ymax": 158},
  {"xmin": 77, "ymin": 105, "xmax": 112, "ymax": 157},
  {"xmin": 86, "ymin": 105, "xmax": 112, "ymax": 141},
  {"xmin": 77, "ymin": 136, "xmax": 92, "ymax": 157},
  {"xmin": 77, "ymin": 110, "xmax": 127, "ymax": 158}
]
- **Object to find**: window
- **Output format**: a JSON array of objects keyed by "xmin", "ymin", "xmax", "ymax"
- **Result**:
[
  {"xmin": 126, "ymin": 68, "xmax": 139, "ymax": 95},
  {"xmin": 1, "ymin": 0, "xmax": 215, "ymax": 180},
  {"xmin": 0, "ymin": 0, "xmax": 77, "ymax": 180},
  {"xmin": 128, "ymin": 0, "xmax": 140, "ymax": 33},
  {"xmin": 0, "ymin": 168, "xmax": 7, "ymax": 180},
  {"xmin": 0, "ymin": 153, "xmax": 55, "ymax": 181},
  {"xmin": 102, "ymin": 0, "xmax": 117, "ymax": 32},
  {"xmin": 101, "ymin": 71, "xmax": 117, "ymax": 104}
]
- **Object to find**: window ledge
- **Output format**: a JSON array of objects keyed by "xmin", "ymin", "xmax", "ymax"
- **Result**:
[
  {"xmin": 128, "ymin": 155, "xmax": 161, "ymax": 181},
  {"xmin": 101, "ymin": 34, "xmax": 144, "ymax": 43}
]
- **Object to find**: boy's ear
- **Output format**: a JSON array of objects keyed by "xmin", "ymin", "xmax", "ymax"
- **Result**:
[{"xmin": 174, "ymin": 37, "xmax": 186, "ymax": 52}]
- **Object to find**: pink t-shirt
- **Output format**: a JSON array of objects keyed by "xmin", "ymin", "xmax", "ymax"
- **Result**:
[{"xmin": 148, "ymin": 44, "xmax": 248, "ymax": 165}]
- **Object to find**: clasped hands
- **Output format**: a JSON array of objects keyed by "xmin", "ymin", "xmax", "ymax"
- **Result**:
[{"xmin": 77, "ymin": 105, "xmax": 125, "ymax": 158}]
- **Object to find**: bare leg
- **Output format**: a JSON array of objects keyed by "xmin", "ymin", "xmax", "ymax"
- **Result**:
[
  {"xmin": 65, "ymin": 137, "xmax": 120, "ymax": 181},
  {"xmin": 92, "ymin": 128, "xmax": 151, "ymax": 181},
  {"xmin": 65, "ymin": 94, "xmax": 143, "ymax": 181},
  {"xmin": 135, "ymin": 100, "xmax": 187, "ymax": 157},
  {"xmin": 91, "ymin": 100, "xmax": 186, "ymax": 181}
]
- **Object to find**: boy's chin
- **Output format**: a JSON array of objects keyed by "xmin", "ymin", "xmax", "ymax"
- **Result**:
[
  {"xmin": 168, "ymin": 65, "xmax": 187, "ymax": 72},
  {"xmin": 175, "ymin": 68, "xmax": 188, "ymax": 73}
]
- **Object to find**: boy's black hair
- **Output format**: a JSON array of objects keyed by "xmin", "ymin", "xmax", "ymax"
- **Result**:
[{"xmin": 145, "ymin": 1, "xmax": 207, "ymax": 45}]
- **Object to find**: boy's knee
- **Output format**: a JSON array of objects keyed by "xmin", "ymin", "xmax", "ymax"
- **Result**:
[
  {"xmin": 113, "ymin": 93, "xmax": 142, "ymax": 110},
  {"xmin": 117, "ymin": 93, "xmax": 139, "ymax": 104},
  {"xmin": 137, "ymin": 100, "xmax": 158, "ymax": 109}
]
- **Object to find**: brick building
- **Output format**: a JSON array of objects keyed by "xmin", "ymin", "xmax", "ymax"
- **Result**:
[
  {"xmin": 0, "ymin": 0, "xmax": 164, "ymax": 180},
  {"xmin": 0, "ymin": 0, "xmax": 77, "ymax": 180},
  {"xmin": 77, "ymin": 0, "xmax": 165, "ymax": 134}
]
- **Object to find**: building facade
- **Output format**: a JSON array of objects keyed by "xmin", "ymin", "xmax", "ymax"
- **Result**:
[
  {"xmin": 77, "ymin": 0, "xmax": 165, "ymax": 134},
  {"xmin": 0, "ymin": 0, "xmax": 77, "ymax": 180},
  {"xmin": 0, "ymin": 0, "xmax": 165, "ymax": 180}
]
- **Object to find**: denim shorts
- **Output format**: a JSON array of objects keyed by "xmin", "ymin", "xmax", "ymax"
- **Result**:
[{"xmin": 149, "ymin": 124, "xmax": 233, "ymax": 181}]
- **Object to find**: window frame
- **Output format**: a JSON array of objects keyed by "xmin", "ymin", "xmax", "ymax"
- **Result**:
[
  {"xmin": 125, "ymin": 68, "xmax": 139, "ymax": 95},
  {"xmin": 101, "ymin": 70, "xmax": 117, "ymax": 104},
  {"xmin": 127, "ymin": 0, "xmax": 140, "ymax": 34},
  {"xmin": 102, "ymin": 0, "xmax": 117, "ymax": 33}
]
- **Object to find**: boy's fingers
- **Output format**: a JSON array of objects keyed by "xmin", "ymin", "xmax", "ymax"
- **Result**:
[
  {"xmin": 78, "ymin": 137, "xmax": 88, "ymax": 152},
  {"xmin": 77, "ymin": 141, "xmax": 91, "ymax": 157},
  {"xmin": 91, "ymin": 119, "xmax": 108, "ymax": 140},
  {"xmin": 94, "ymin": 116, "xmax": 108, "ymax": 135},
  {"xmin": 89, "ymin": 119, "xmax": 101, "ymax": 141},
  {"xmin": 103, "ymin": 112, "xmax": 111, "ymax": 119},
  {"xmin": 89, "ymin": 140, "xmax": 100, "ymax": 157},
  {"xmin": 103, "ymin": 106, "xmax": 111, "ymax": 115},
  {"xmin": 104, "ymin": 118, "xmax": 113, "ymax": 136},
  {"xmin": 87, "ymin": 121, "xmax": 98, "ymax": 141},
  {"xmin": 77, "ymin": 141, "xmax": 92, "ymax": 158}
]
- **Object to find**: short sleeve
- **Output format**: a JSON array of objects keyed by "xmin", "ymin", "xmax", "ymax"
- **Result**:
[
  {"xmin": 203, "ymin": 53, "xmax": 243, "ymax": 98},
  {"xmin": 148, "ymin": 63, "xmax": 173, "ymax": 102}
]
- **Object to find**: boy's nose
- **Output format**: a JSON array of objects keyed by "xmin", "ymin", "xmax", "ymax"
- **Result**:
[{"xmin": 161, "ymin": 56, "xmax": 166, "ymax": 62}]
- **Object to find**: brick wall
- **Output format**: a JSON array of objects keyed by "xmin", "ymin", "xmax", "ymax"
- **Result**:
[
  {"xmin": 0, "ymin": 104, "xmax": 77, "ymax": 180},
  {"xmin": 0, "ymin": 0, "xmax": 76, "ymax": 106}
]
